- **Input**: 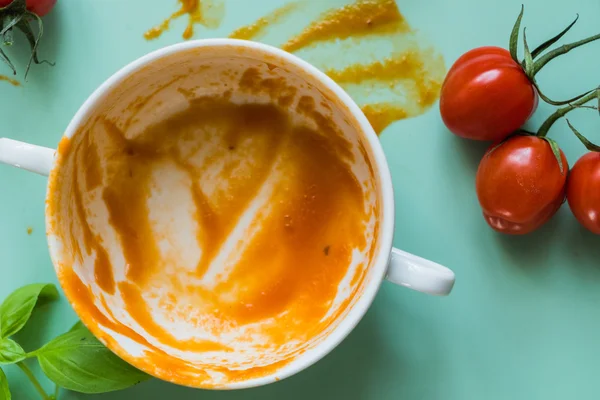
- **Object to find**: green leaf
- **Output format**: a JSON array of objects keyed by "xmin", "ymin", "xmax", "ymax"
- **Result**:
[
  {"xmin": 0, "ymin": 14, "xmax": 22, "ymax": 37},
  {"xmin": 0, "ymin": 283, "xmax": 59, "ymax": 339},
  {"xmin": 0, "ymin": 339, "xmax": 25, "ymax": 365},
  {"xmin": 0, "ymin": 46, "xmax": 16, "ymax": 75},
  {"xmin": 566, "ymin": 120, "xmax": 600, "ymax": 152},
  {"xmin": 1, "ymin": 14, "xmax": 22, "ymax": 46},
  {"xmin": 530, "ymin": 14, "xmax": 579, "ymax": 59},
  {"xmin": 36, "ymin": 325, "xmax": 150, "ymax": 394},
  {"xmin": 533, "ymin": 32, "xmax": 600, "ymax": 75},
  {"xmin": 0, "ymin": 367, "xmax": 10, "ymax": 400},
  {"xmin": 542, "ymin": 137, "xmax": 565, "ymax": 175},
  {"xmin": 509, "ymin": 5, "xmax": 524, "ymax": 63},
  {"xmin": 522, "ymin": 28, "xmax": 534, "ymax": 77}
]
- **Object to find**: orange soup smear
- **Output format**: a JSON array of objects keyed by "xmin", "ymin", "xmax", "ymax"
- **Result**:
[{"xmin": 47, "ymin": 80, "xmax": 373, "ymax": 386}]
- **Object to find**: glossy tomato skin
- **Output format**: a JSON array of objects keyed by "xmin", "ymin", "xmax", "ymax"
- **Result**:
[
  {"xmin": 441, "ymin": 47, "xmax": 538, "ymax": 142},
  {"xmin": 476, "ymin": 135, "xmax": 568, "ymax": 234},
  {"xmin": 0, "ymin": 0, "xmax": 56, "ymax": 16},
  {"xmin": 567, "ymin": 152, "xmax": 600, "ymax": 234}
]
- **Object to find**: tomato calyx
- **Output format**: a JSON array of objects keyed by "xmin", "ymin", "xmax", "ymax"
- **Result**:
[
  {"xmin": 566, "ymin": 120, "xmax": 600, "ymax": 152},
  {"xmin": 537, "ymin": 88, "xmax": 600, "ymax": 172},
  {"xmin": 509, "ymin": 5, "xmax": 600, "ymax": 106},
  {"xmin": 493, "ymin": 88, "xmax": 599, "ymax": 174},
  {"xmin": 0, "ymin": 0, "xmax": 53, "ymax": 78},
  {"xmin": 563, "ymin": 87, "xmax": 600, "ymax": 152}
]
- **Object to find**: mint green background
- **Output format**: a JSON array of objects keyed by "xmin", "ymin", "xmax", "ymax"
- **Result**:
[{"xmin": 2, "ymin": 0, "xmax": 600, "ymax": 398}]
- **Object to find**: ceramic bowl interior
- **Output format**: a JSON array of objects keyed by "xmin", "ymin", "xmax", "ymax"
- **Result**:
[{"xmin": 46, "ymin": 41, "xmax": 385, "ymax": 389}]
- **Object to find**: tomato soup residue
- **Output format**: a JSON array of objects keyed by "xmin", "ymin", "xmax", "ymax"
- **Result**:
[
  {"xmin": 147, "ymin": 0, "xmax": 444, "ymax": 134},
  {"xmin": 0, "ymin": 75, "xmax": 20, "ymax": 87},
  {"xmin": 228, "ymin": 0, "xmax": 446, "ymax": 134},
  {"xmin": 47, "ymin": 79, "xmax": 374, "ymax": 387},
  {"xmin": 280, "ymin": 0, "xmax": 409, "ymax": 53},
  {"xmin": 229, "ymin": 2, "xmax": 301, "ymax": 41},
  {"xmin": 144, "ymin": 0, "xmax": 224, "ymax": 40}
]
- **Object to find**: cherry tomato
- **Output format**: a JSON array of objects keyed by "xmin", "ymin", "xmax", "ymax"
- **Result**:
[
  {"xmin": 0, "ymin": 0, "xmax": 56, "ymax": 16},
  {"xmin": 566, "ymin": 152, "xmax": 600, "ymax": 234},
  {"xmin": 476, "ymin": 135, "xmax": 568, "ymax": 234},
  {"xmin": 440, "ymin": 47, "xmax": 538, "ymax": 142}
]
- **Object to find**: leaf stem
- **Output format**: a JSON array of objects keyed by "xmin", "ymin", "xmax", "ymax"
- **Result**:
[
  {"xmin": 530, "ymin": 14, "xmax": 579, "ymax": 59},
  {"xmin": 17, "ymin": 362, "xmax": 51, "ymax": 400},
  {"xmin": 537, "ymin": 90, "xmax": 598, "ymax": 137},
  {"xmin": 533, "ymin": 33, "xmax": 600, "ymax": 75}
]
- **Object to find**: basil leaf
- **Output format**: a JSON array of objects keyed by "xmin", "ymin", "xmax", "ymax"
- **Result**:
[
  {"xmin": 36, "ymin": 325, "xmax": 150, "ymax": 394},
  {"xmin": 0, "ymin": 283, "xmax": 59, "ymax": 338},
  {"xmin": 0, "ymin": 339, "xmax": 25, "ymax": 365},
  {"xmin": 0, "ymin": 367, "xmax": 10, "ymax": 400}
]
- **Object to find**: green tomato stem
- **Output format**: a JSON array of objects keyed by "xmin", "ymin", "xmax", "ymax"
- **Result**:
[
  {"xmin": 537, "ymin": 90, "xmax": 598, "ymax": 137},
  {"xmin": 17, "ymin": 362, "xmax": 51, "ymax": 400},
  {"xmin": 533, "ymin": 32, "xmax": 600, "ymax": 75}
]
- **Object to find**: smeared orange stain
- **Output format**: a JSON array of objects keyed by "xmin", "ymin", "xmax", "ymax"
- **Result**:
[
  {"xmin": 70, "ymin": 139, "xmax": 116, "ymax": 295},
  {"xmin": 144, "ymin": 0, "xmax": 224, "ymax": 40},
  {"xmin": 148, "ymin": 0, "xmax": 443, "ymax": 133},
  {"xmin": 361, "ymin": 104, "xmax": 407, "ymax": 134},
  {"xmin": 59, "ymin": 266, "xmax": 150, "ymax": 347},
  {"xmin": 50, "ymin": 0, "xmax": 447, "ymax": 385},
  {"xmin": 229, "ymin": 0, "xmax": 445, "ymax": 135},
  {"xmin": 280, "ymin": 0, "xmax": 409, "ymax": 53},
  {"xmin": 48, "ymin": 68, "xmax": 374, "ymax": 386},
  {"xmin": 0, "ymin": 75, "xmax": 20, "ymax": 86},
  {"xmin": 229, "ymin": 2, "xmax": 301, "ymax": 41},
  {"xmin": 119, "ymin": 282, "xmax": 231, "ymax": 353},
  {"xmin": 26, "ymin": 227, "xmax": 33, "ymax": 235},
  {"xmin": 56, "ymin": 136, "xmax": 71, "ymax": 157}
]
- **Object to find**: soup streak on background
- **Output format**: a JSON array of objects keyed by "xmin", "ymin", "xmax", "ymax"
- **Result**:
[
  {"xmin": 145, "ymin": 0, "xmax": 446, "ymax": 135},
  {"xmin": 48, "ymin": 79, "xmax": 374, "ymax": 384}
]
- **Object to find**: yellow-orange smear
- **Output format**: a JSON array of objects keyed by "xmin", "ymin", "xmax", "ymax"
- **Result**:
[
  {"xmin": 101, "ymin": 120, "xmax": 161, "ymax": 287},
  {"xmin": 71, "ymin": 140, "xmax": 116, "ymax": 295},
  {"xmin": 83, "ymin": 135, "xmax": 103, "ymax": 191},
  {"xmin": 281, "ymin": 0, "xmax": 408, "ymax": 53},
  {"xmin": 119, "ymin": 282, "xmax": 232, "ymax": 352},
  {"xmin": 325, "ymin": 52, "xmax": 427, "ymax": 85},
  {"xmin": 0, "ymin": 75, "xmax": 20, "ymax": 86},
  {"xmin": 229, "ymin": 2, "xmax": 301, "ymax": 41},
  {"xmin": 94, "ymin": 244, "xmax": 115, "ymax": 295},
  {"xmin": 59, "ymin": 266, "xmax": 151, "ymax": 347},
  {"xmin": 144, "ymin": 0, "xmax": 224, "ymax": 41},
  {"xmin": 123, "ymin": 75, "xmax": 187, "ymax": 130},
  {"xmin": 48, "ymin": 81, "xmax": 373, "ymax": 385},
  {"xmin": 60, "ymin": 268, "xmax": 211, "ymax": 384},
  {"xmin": 57, "ymin": 136, "xmax": 72, "ymax": 158},
  {"xmin": 323, "ymin": 53, "xmax": 443, "ymax": 135},
  {"xmin": 361, "ymin": 104, "xmax": 408, "ymax": 135},
  {"xmin": 26, "ymin": 227, "xmax": 33, "ymax": 235}
]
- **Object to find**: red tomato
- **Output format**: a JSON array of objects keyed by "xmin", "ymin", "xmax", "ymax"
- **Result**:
[
  {"xmin": 476, "ymin": 135, "xmax": 568, "ymax": 234},
  {"xmin": 567, "ymin": 152, "xmax": 600, "ymax": 234},
  {"xmin": 0, "ymin": 0, "xmax": 56, "ymax": 16},
  {"xmin": 440, "ymin": 47, "xmax": 538, "ymax": 142}
]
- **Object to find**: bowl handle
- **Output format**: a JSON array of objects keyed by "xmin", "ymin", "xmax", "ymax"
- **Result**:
[
  {"xmin": 0, "ymin": 138, "xmax": 55, "ymax": 177},
  {"xmin": 386, "ymin": 248, "xmax": 455, "ymax": 296}
]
